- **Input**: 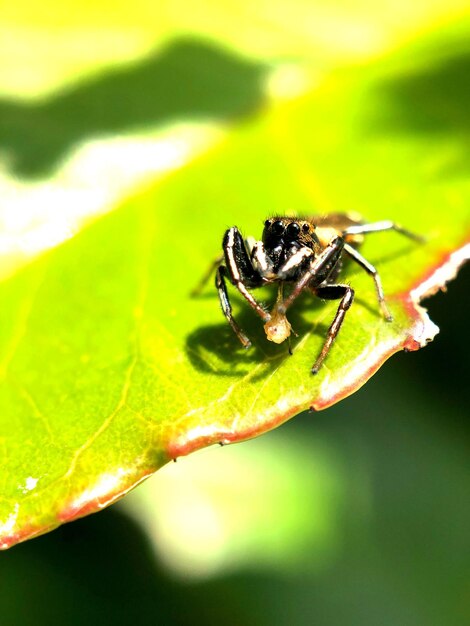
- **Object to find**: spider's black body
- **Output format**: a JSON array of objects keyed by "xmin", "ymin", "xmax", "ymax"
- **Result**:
[{"xmin": 195, "ymin": 214, "xmax": 422, "ymax": 374}]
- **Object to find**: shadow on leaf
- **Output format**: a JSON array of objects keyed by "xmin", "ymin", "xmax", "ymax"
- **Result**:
[
  {"xmin": 0, "ymin": 38, "xmax": 267, "ymax": 178},
  {"xmin": 186, "ymin": 290, "xmax": 330, "ymax": 377}
]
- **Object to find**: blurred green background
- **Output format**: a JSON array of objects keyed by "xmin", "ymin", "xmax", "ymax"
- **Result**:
[{"xmin": 0, "ymin": 1, "xmax": 469, "ymax": 624}]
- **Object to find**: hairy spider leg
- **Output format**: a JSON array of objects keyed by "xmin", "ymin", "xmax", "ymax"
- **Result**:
[
  {"xmin": 215, "ymin": 266, "xmax": 252, "ymax": 348},
  {"xmin": 343, "ymin": 220, "xmax": 424, "ymax": 242},
  {"xmin": 311, "ymin": 284, "xmax": 355, "ymax": 374},
  {"xmin": 276, "ymin": 235, "xmax": 345, "ymax": 315},
  {"xmin": 341, "ymin": 219, "xmax": 423, "ymax": 321},
  {"xmin": 223, "ymin": 227, "xmax": 270, "ymax": 322},
  {"xmin": 343, "ymin": 243, "xmax": 393, "ymax": 321}
]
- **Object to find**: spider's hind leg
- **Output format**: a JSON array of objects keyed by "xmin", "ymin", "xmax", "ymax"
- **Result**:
[
  {"xmin": 342, "ymin": 219, "xmax": 423, "ymax": 321},
  {"xmin": 343, "ymin": 220, "xmax": 424, "ymax": 242},
  {"xmin": 191, "ymin": 254, "xmax": 224, "ymax": 297},
  {"xmin": 344, "ymin": 243, "xmax": 392, "ymax": 321}
]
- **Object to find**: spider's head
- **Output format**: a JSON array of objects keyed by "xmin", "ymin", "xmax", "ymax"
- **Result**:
[
  {"xmin": 263, "ymin": 218, "xmax": 317, "ymax": 247},
  {"xmin": 261, "ymin": 218, "xmax": 318, "ymax": 277}
]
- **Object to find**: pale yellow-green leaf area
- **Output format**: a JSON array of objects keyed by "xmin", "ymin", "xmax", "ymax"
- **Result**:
[{"xmin": 3, "ymin": 0, "xmax": 470, "ymax": 96}]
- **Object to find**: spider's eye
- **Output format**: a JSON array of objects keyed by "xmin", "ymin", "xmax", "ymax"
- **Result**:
[
  {"xmin": 271, "ymin": 220, "xmax": 285, "ymax": 236},
  {"xmin": 285, "ymin": 222, "xmax": 300, "ymax": 240},
  {"xmin": 264, "ymin": 219, "xmax": 272, "ymax": 228},
  {"xmin": 302, "ymin": 223, "xmax": 310, "ymax": 234}
]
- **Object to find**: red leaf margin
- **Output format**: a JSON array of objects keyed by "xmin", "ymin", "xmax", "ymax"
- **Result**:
[{"xmin": 166, "ymin": 240, "xmax": 470, "ymax": 453}]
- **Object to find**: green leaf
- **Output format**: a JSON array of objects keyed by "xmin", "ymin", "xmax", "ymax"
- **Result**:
[{"xmin": 1, "ymin": 43, "xmax": 469, "ymax": 549}]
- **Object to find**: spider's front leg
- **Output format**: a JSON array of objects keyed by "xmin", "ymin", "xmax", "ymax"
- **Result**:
[
  {"xmin": 276, "ymin": 235, "xmax": 345, "ymax": 315},
  {"xmin": 271, "ymin": 235, "xmax": 349, "ymax": 374},
  {"xmin": 311, "ymin": 283, "xmax": 355, "ymax": 374},
  {"xmin": 216, "ymin": 227, "xmax": 268, "ymax": 348},
  {"xmin": 215, "ymin": 266, "xmax": 252, "ymax": 348}
]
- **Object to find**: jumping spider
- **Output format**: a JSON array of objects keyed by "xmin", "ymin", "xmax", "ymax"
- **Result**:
[{"xmin": 193, "ymin": 213, "xmax": 422, "ymax": 374}]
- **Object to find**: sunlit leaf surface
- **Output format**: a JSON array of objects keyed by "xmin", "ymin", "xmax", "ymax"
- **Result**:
[{"xmin": 0, "ymin": 40, "xmax": 469, "ymax": 548}]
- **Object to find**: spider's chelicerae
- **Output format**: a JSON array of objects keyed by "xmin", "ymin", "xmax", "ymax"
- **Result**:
[{"xmin": 193, "ymin": 213, "xmax": 423, "ymax": 374}]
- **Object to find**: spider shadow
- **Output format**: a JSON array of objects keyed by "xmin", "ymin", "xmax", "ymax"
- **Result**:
[
  {"xmin": 185, "ymin": 289, "xmax": 330, "ymax": 378},
  {"xmin": 365, "ymin": 241, "xmax": 424, "ymax": 266},
  {"xmin": 185, "ymin": 242, "xmax": 419, "ymax": 377}
]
